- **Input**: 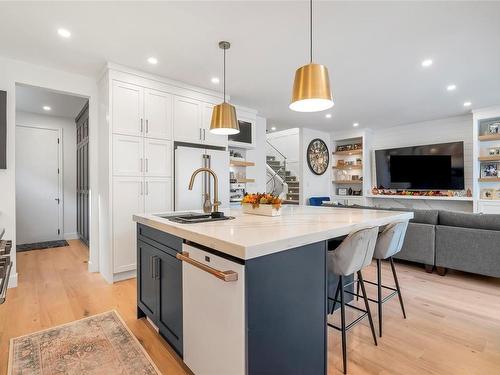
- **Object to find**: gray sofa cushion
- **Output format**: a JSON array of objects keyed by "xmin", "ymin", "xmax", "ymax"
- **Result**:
[
  {"xmin": 439, "ymin": 210, "xmax": 500, "ymax": 231},
  {"xmin": 347, "ymin": 204, "xmax": 438, "ymax": 225},
  {"xmin": 435, "ymin": 225, "xmax": 500, "ymax": 277},
  {"xmin": 394, "ymin": 222, "xmax": 435, "ymax": 265}
]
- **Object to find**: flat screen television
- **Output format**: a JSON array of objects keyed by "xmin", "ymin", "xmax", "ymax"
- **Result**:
[{"xmin": 375, "ymin": 141, "xmax": 465, "ymax": 190}]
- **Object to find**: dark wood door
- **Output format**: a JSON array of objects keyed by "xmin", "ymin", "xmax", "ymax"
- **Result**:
[
  {"xmin": 157, "ymin": 250, "xmax": 183, "ymax": 356},
  {"xmin": 137, "ymin": 241, "xmax": 158, "ymax": 318},
  {"xmin": 76, "ymin": 102, "xmax": 89, "ymax": 245}
]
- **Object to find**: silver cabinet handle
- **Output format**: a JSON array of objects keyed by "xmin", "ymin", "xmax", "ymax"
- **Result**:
[
  {"xmin": 199, "ymin": 128, "xmax": 202, "ymax": 140},
  {"xmin": 140, "ymin": 118, "xmax": 144, "ymax": 133},
  {"xmin": 145, "ymin": 181, "xmax": 149, "ymax": 195},
  {"xmin": 203, "ymin": 128, "xmax": 206, "ymax": 140},
  {"xmin": 146, "ymin": 158, "xmax": 149, "ymax": 173},
  {"xmin": 176, "ymin": 251, "xmax": 238, "ymax": 282},
  {"xmin": 146, "ymin": 119, "xmax": 149, "ymax": 134},
  {"xmin": 140, "ymin": 158, "xmax": 143, "ymax": 173},
  {"xmin": 140, "ymin": 181, "xmax": 143, "ymax": 195}
]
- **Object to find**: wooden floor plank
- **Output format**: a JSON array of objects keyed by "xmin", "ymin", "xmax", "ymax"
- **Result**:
[{"xmin": 1, "ymin": 240, "xmax": 499, "ymax": 374}]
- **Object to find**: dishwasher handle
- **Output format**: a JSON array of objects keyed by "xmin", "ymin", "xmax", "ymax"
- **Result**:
[{"xmin": 176, "ymin": 251, "xmax": 238, "ymax": 282}]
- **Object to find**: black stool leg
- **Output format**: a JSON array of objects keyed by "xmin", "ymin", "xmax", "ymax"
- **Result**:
[
  {"xmin": 339, "ymin": 275, "xmax": 347, "ymax": 374},
  {"xmin": 377, "ymin": 259, "xmax": 383, "ymax": 337},
  {"xmin": 358, "ymin": 271, "xmax": 378, "ymax": 346},
  {"xmin": 390, "ymin": 257, "xmax": 407, "ymax": 319},
  {"xmin": 356, "ymin": 275, "xmax": 360, "ymax": 301},
  {"xmin": 330, "ymin": 278, "xmax": 341, "ymax": 315}
]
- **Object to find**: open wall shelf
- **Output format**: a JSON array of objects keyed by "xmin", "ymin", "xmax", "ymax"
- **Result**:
[
  {"xmin": 332, "ymin": 149, "xmax": 363, "ymax": 156},
  {"xmin": 479, "ymin": 134, "xmax": 500, "ymax": 142}
]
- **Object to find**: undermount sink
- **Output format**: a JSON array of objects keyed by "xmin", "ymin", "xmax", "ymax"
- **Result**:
[{"xmin": 155, "ymin": 212, "xmax": 234, "ymax": 224}]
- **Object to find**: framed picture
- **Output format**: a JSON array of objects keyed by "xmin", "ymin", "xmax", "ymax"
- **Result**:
[
  {"xmin": 481, "ymin": 188, "xmax": 495, "ymax": 200},
  {"xmin": 338, "ymin": 188, "xmax": 348, "ymax": 196},
  {"xmin": 481, "ymin": 163, "xmax": 498, "ymax": 178},
  {"xmin": 488, "ymin": 122, "xmax": 499, "ymax": 134}
]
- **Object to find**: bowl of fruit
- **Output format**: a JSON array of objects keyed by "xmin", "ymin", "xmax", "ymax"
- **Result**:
[{"xmin": 241, "ymin": 193, "xmax": 282, "ymax": 216}]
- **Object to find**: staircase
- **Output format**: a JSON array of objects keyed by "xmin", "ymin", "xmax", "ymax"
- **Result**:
[{"xmin": 266, "ymin": 155, "xmax": 300, "ymax": 204}]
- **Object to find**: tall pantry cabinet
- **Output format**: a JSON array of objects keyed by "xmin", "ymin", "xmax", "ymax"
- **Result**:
[{"xmin": 98, "ymin": 65, "xmax": 227, "ymax": 282}]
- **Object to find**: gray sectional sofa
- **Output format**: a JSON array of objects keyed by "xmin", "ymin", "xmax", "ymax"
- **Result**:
[{"xmin": 329, "ymin": 204, "xmax": 500, "ymax": 278}]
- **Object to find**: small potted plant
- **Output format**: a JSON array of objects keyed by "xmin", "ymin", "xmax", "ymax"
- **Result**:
[{"xmin": 241, "ymin": 193, "xmax": 282, "ymax": 216}]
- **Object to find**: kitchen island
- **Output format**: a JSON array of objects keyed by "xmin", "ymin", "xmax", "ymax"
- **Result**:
[{"xmin": 133, "ymin": 205, "xmax": 413, "ymax": 375}]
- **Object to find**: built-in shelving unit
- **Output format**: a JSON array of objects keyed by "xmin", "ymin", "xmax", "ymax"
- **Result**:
[
  {"xmin": 229, "ymin": 148, "xmax": 257, "ymax": 203},
  {"xmin": 333, "ymin": 149, "xmax": 363, "ymax": 156},
  {"xmin": 473, "ymin": 108, "xmax": 500, "ymax": 213},
  {"xmin": 332, "ymin": 164, "xmax": 363, "ymax": 170},
  {"xmin": 368, "ymin": 194, "xmax": 473, "ymax": 202}
]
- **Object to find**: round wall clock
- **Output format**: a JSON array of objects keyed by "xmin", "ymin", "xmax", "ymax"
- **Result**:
[{"xmin": 307, "ymin": 138, "xmax": 329, "ymax": 175}]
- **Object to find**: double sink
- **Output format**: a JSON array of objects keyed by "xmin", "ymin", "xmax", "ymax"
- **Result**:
[{"xmin": 155, "ymin": 212, "xmax": 234, "ymax": 224}]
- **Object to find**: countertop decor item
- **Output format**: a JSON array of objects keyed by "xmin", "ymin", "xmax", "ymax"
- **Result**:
[
  {"xmin": 241, "ymin": 193, "xmax": 282, "ymax": 216},
  {"xmin": 210, "ymin": 41, "xmax": 239, "ymax": 135},
  {"xmin": 289, "ymin": 0, "xmax": 333, "ymax": 112},
  {"xmin": 307, "ymin": 138, "xmax": 329, "ymax": 175},
  {"xmin": 8, "ymin": 311, "xmax": 160, "ymax": 375}
]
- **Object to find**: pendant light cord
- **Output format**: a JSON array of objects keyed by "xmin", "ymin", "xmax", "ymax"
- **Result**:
[
  {"xmin": 310, "ymin": 0, "xmax": 313, "ymax": 63},
  {"xmin": 223, "ymin": 47, "xmax": 226, "ymax": 103}
]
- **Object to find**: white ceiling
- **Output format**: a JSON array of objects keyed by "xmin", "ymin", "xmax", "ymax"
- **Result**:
[
  {"xmin": 16, "ymin": 84, "xmax": 88, "ymax": 118},
  {"xmin": 1, "ymin": 1, "xmax": 500, "ymax": 131}
]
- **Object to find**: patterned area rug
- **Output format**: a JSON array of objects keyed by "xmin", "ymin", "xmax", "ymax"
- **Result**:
[
  {"xmin": 17, "ymin": 240, "xmax": 69, "ymax": 252},
  {"xmin": 8, "ymin": 311, "xmax": 160, "ymax": 375}
]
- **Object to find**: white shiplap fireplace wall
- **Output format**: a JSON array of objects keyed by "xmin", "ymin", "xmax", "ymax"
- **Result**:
[{"xmin": 367, "ymin": 114, "xmax": 474, "ymax": 212}]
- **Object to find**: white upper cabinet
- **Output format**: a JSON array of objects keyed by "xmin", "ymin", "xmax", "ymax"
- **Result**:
[
  {"xmin": 144, "ymin": 138, "xmax": 172, "ymax": 177},
  {"xmin": 145, "ymin": 89, "xmax": 173, "ymax": 140},
  {"xmin": 145, "ymin": 177, "xmax": 173, "ymax": 213},
  {"xmin": 112, "ymin": 81, "xmax": 144, "ymax": 136},
  {"xmin": 173, "ymin": 96, "xmax": 203, "ymax": 143},
  {"xmin": 202, "ymin": 102, "xmax": 228, "ymax": 147},
  {"xmin": 113, "ymin": 134, "xmax": 144, "ymax": 176}
]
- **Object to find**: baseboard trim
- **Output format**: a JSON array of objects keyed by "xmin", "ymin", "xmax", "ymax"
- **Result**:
[
  {"xmin": 8, "ymin": 272, "xmax": 18, "ymax": 288},
  {"xmin": 113, "ymin": 269, "xmax": 136, "ymax": 283},
  {"xmin": 64, "ymin": 232, "xmax": 79, "ymax": 240}
]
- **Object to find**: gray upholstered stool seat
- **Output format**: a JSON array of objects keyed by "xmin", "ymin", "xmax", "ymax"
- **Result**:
[
  {"xmin": 327, "ymin": 226, "xmax": 379, "ymax": 374},
  {"xmin": 358, "ymin": 220, "xmax": 409, "ymax": 338}
]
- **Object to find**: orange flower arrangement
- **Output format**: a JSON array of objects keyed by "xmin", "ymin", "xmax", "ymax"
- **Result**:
[{"xmin": 242, "ymin": 193, "xmax": 282, "ymax": 209}]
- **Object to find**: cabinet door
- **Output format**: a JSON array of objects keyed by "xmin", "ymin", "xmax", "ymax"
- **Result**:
[
  {"xmin": 174, "ymin": 146, "xmax": 204, "ymax": 211},
  {"xmin": 157, "ymin": 250, "xmax": 183, "ymax": 356},
  {"xmin": 113, "ymin": 135, "xmax": 144, "ymax": 176},
  {"xmin": 113, "ymin": 177, "xmax": 144, "ymax": 273},
  {"xmin": 137, "ymin": 241, "xmax": 158, "ymax": 318},
  {"xmin": 173, "ymin": 96, "xmax": 202, "ymax": 143},
  {"xmin": 202, "ymin": 102, "xmax": 228, "ymax": 147},
  {"xmin": 477, "ymin": 201, "xmax": 500, "ymax": 214},
  {"xmin": 145, "ymin": 89, "xmax": 173, "ymax": 140},
  {"xmin": 112, "ymin": 81, "xmax": 144, "ymax": 136},
  {"xmin": 145, "ymin": 177, "xmax": 173, "ymax": 213},
  {"xmin": 144, "ymin": 138, "xmax": 172, "ymax": 177}
]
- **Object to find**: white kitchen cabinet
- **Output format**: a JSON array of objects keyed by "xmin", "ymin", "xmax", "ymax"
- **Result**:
[
  {"xmin": 173, "ymin": 96, "xmax": 202, "ymax": 143},
  {"xmin": 112, "ymin": 81, "xmax": 144, "ymax": 137},
  {"xmin": 202, "ymin": 102, "xmax": 228, "ymax": 147},
  {"xmin": 144, "ymin": 138, "xmax": 172, "ymax": 177},
  {"xmin": 182, "ymin": 243, "xmax": 245, "ymax": 375},
  {"xmin": 113, "ymin": 134, "xmax": 144, "ymax": 176},
  {"xmin": 145, "ymin": 177, "xmax": 173, "ymax": 213},
  {"xmin": 113, "ymin": 176, "xmax": 144, "ymax": 273},
  {"xmin": 477, "ymin": 200, "xmax": 500, "ymax": 214},
  {"xmin": 145, "ymin": 89, "xmax": 173, "ymax": 140}
]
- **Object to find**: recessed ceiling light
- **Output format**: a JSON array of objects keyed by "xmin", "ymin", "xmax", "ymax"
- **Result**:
[
  {"xmin": 57, "ymin": 28, "xmax": 71, "ymax": 38},
  {"xmin": 271, "ymin": 126, "xmax": 277, "ymax": 131},
  {"xmin": 463, "ymin": 101, "xmax": 472, "ymax": 107},
  {"xmin": 325, "ymin": 113, "xmax": 332, "ymax": 119},
  {"xmin": 43, "ymin": 106, "xmax": 51, "ymax": 111},
  {"xmin": 353, "ymin": 122, "xmax": 359, "ymax": 127},
  {"xmin": 147, "ymin": 57, "xmax": 158, "ymax": 65},
  {"xmin": 446, "ymin": 84, "xmax": 457, "ymax": 91},
  {"xmin": 421, "ymin": 59, "xmax": 433, "ymax": 67},
  {"xmin": 211, "ymin": 77, "xmax": 220, "ymax": 84}
]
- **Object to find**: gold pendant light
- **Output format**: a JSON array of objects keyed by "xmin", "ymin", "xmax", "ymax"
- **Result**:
[
  {"xmin": 210, "ymin": 41, "xmax": 239, "ymax": 135},
  {"xmin": 290, "ymin": 0, "xmax": 334, "ymax": 112}
]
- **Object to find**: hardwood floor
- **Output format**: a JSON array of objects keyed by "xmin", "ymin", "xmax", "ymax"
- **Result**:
[{"xmin": 1, "ymin": 240, "xmax": 500, "ymax": 374}]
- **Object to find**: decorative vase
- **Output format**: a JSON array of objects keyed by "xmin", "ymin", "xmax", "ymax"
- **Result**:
[{"xmin": 242, "ymin": 203, "xmax": 281, "ymax": 217}]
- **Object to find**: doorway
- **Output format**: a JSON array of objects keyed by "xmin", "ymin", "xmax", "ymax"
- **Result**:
[{"xmin": 15, "ymin": 84, "xmax": 88, "ymax": 251}]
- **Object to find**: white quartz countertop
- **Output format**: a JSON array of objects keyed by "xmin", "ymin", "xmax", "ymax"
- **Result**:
[{"xmin": 133, "ymin": 205, "xmax": 413, "ymax": 260}]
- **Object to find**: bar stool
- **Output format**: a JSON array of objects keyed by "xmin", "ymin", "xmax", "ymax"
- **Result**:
[
  {"xmin": 357, "ymin": 221, "xmax": 409, "ymax": 337},
  {"xmin": 327, "ymin": 226, "xmax": 379, "ymax": 374}
]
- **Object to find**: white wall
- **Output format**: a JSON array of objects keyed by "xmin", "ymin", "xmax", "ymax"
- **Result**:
[
  {"xmin": 246, "ymin": 116, "xmax": 267, "ymax": 193},
  {"xmin": 0, "ymin": 56, "xmax": 99, "ymax": 287},
  {"xmin": 266, "ymin": 128, "xmax": 300, "ymax": 178},
  {"xmin": 299, "ymin": 128, "xmax": 332, "ymax": 205},
  {"xmin": 16, "ymin": 111, "xmax": 78, "ymax": 239}
]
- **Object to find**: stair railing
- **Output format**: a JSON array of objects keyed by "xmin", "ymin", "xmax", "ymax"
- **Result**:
[{"xmin": 266, "ymin": 140, "xmax": 288, "ymax": 190}]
